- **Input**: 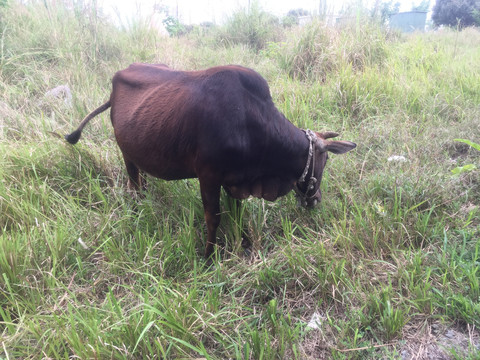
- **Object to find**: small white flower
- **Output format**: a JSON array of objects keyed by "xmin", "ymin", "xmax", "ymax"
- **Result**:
[{"xmin": 388, "ymin": 155, "xmax": 407, "ymax": 162}]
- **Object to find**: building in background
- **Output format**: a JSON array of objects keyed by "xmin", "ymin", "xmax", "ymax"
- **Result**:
[{"xmin": 389, "ymin": 11, "xmax": 428, "ymax": 32}]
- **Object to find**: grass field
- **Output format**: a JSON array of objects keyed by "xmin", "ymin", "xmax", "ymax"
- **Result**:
[{"xmin": 1, "ymin": 1, "xmax": 479, "ymax": 359}]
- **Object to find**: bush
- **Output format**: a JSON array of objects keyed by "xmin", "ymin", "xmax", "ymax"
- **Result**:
[
  {"xmin": 214, "ymin": 3, "xmax": 283, "ymax": 50},
  {"xmin": 163, "ymin": 16, "xmax": 194, "ymax": 37},
  {"xmin": 269, "ymin": 19, "xmax": 389, "ymax": 81},
  {"xmin": 272, "ymin": 20, "xmax": 337, "ymax": 81},
  {"xmin": 338, "ymin": 20, "xmax": 388, "ymax": 72}
]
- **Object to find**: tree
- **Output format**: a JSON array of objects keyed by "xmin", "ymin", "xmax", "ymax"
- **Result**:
[
  {"xmin": 411, "ymin": 0, "xmax": 430, "ymax": 11},
  {"xmin": 370, "ymin": 1, "xmax": 401, "ymax": 24},
  {"xmin": 286, "ymin": 8, "xmax": 310, "ymax": 18},
  {"xmin": 432, "ymin": 0, "xmax": 480, "ymax": 28},
  {"xmin": 379, "ymin": 1, "xmax": 400, "ymax": 23},
  {"xmin": 282, "ymin": 8, "xmax": 310, "ymax": 27},
  {"xmin": 162, "ymin": 16, "xmax": 186, "ymax": 37}
]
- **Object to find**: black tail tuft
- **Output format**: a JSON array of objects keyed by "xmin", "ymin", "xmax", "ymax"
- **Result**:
[{"xmin": 64, "ymin": 130, "xmax": 82, "ymax": 144}]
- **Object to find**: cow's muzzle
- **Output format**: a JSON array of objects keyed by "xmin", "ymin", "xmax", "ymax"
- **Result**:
[
  {"xmin": 296, "ymin": 187, "xmax": 322, "ymax": 208},
  {"xmin": 305, "ymin": 189, "xmax": 322, "ymax": 208}
]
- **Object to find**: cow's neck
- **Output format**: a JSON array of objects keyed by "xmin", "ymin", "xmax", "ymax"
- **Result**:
[{"xmin": 264, "ymin": 115, "xmax": 311, "ymax": 179}]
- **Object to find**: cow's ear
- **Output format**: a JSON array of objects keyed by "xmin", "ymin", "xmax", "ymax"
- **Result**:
[
  {"xmin": 325, "ymin": 140, "xmax": 356, "ymax": 154},
  {"xmin": 314, "ymin": 132, "xmax": 356, "ymax": 154}
]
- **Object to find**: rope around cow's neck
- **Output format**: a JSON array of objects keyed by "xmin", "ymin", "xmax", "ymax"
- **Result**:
[
  {"xmin": 298, "ymin": 129, "xmax": 314, "ymax": 182},
  {"xmin": 294, "ymin": 129, "xmax": 318, "ymax": 207}
]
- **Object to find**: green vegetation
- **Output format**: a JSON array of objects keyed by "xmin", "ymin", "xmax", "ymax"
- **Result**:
[
  {"xmin": 432, "ymin": 0, "xmax": 480, "ymax": 28},
  {"xmin": 451, "ymin": 139, "xmax": 480, "ymax": 174},
  {"xmin": 213, "ymin": 2, "xmax": 282, "ymax": 50},
  {"xmin": 1, "ymin": 1, "xmax": 479, "ymax": 358}
]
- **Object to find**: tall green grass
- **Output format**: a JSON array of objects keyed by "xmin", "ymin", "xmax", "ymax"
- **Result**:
[
  {"xmin": 213, "ymin": 2, "xmax": 283, "ymax": 50},
  {"xmin": 1, "ymin": 1, "xmax": 479, "ymax": 358}
]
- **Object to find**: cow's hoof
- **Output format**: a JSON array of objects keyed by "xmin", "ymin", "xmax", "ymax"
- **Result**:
[
  {"xmin": 202, "ymin": 256, "xmax": 216, "ymax": 270},
  {"xmin": 243, "ymin": 246, "xmax": 252, "ymax": 257}
]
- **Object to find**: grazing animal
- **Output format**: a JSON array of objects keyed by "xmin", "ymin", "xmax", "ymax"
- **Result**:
[{"xmin": 65, "ymin": 63, "xmax": 356, "ymax": 257}]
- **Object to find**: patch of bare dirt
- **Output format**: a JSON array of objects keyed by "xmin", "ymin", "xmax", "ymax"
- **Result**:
[
  {"xmin": 299, "ymin": 319, "xmax": 479, "ymax": 359},
  {"xmin": 400, "ymin": 322, "xmax": 479, "ymax": 360}
]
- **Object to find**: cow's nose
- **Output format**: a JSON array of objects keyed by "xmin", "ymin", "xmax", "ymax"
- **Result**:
[{"xmin": 306, "ymin": 190, "xmax": 322, "ymax": 208}]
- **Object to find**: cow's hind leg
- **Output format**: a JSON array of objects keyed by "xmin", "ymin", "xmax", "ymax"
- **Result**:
[
  {"xmin": 124, "ymin": 158, "xmax": 143, "ymax": 192},
  {"xmin": 199, "ymin": 178, "xmax": 221, "ymax": 259}
]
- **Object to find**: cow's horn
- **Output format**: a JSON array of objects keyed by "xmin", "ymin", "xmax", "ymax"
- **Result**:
[{"xmin": 321, "ymin": 131, "xmax": 339, "ymax": 139}]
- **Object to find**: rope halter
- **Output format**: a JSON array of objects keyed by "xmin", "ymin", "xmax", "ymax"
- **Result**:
[{"xmin": 294, "ymin": 129, "xmax": 319, "ymax": 207}]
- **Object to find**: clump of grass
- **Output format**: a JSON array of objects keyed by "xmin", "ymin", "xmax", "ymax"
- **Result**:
[
  {"xmin": 214, "ymin": 2, "xmax": 283, "ymax": 50},
  {"xmin": 337, "ymin": 19, "xmax": 389, "ymax": 72},
  {"xmin": 270, "ymin": 20, "xmax": 337, "ymax": 81},
  {"xmin": 269, "ymin": 17, "xmax": 389, "ymax": 82}
]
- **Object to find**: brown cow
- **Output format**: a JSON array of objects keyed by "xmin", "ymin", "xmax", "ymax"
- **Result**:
[{"xmin": 66, "ymin": 63, "xmax": 356, "ymax": 258}]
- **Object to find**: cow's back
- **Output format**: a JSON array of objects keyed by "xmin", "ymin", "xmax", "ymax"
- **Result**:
[{"xmin": 108, "ymin": 64, "xmax": 299, "ymax": 183}]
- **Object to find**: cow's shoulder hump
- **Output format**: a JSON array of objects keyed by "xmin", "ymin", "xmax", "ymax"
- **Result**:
[{"xmin": 203, "ymin": 65, "xmax": 272, "ymax": 101}]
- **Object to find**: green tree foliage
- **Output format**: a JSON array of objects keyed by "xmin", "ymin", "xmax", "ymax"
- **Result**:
[
  {"xmin": 411, "ymin": 0, "xmax": 430, "ymax": 11},
  {"xmin": 282, "ymin": 8, "xmax": 310, "ymax": 27},
  {"xmin": 369, "ymin": 1, "xmax": 400, "ymax": 24},
  {"xmin": 432, "ymin": 0, "xmax": 480, "ymax": 28},
  {"xmin": 162, "ymin": 15, "xmax": 186, "ymax": 37},
  {"xmin": 380, "ymin": 1, "xmax": 400, "ymax": 22}
]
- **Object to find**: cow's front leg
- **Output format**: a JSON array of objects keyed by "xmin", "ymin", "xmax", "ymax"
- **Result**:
[
  {"xmin": 199, "ymin": 178, "xmax": 221, "ymax": 258},
  {"xmin": 229, "ymin": 198, "xmax": 252, "ymax": 254}
]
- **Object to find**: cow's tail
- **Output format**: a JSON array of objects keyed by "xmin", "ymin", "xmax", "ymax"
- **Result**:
[{"xmin": 65, "ymin": 100, "xmax": 111, "ymax": 144}]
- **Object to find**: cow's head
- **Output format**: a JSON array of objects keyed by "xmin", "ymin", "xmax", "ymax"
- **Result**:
[{"xmin": 295, "ymin": 131, "xmax": 356, "ymax": 208}]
